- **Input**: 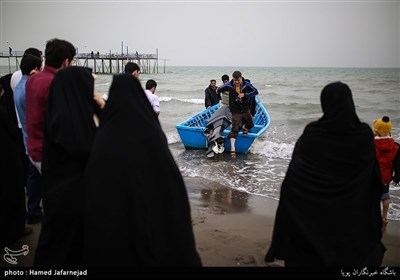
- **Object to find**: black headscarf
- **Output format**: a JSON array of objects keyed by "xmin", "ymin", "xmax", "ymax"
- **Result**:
[
  {"xmin": 0, "ymin": 75, "xmax": 27, "ymax": 247},
  {"xmin": 265, "ymin": 82, "xmax": 384, "ymax": 266},
  {"xmin": 35, "ymin": 66, "xmax": 96, "ymax": 266},
  {"xmin": 0, "ymin": 74, "xmax": 19, "ymax": 126},
  {"xmin": 83, "ymin": 74, "xmax": 201, "ymax": 266}
]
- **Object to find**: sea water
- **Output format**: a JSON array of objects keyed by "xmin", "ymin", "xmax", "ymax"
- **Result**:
[{"xmin": 2, "ymin": 66, "xmax": 399, "ymax": 220}]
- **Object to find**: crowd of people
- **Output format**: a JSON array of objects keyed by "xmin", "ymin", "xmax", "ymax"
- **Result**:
[
  {"xmin": 1, "ymin": 38, "xmax": 399, "ymax": 268},
  {"xmin": 205, "ymin": 72, "xmax": 259, "ymax": 159},
  {"xmin": 1, "ymin": 38, "xmax": 200, "ymax": 267}
]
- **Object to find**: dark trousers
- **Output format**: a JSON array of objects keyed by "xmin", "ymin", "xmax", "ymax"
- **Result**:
[
  {"xmin": 228, "ymin": 110, "xmax": 254, "ymax": 139},
  {"xmin": 26, "ymin": 160, "xmax": 43, "ymax": 222}
]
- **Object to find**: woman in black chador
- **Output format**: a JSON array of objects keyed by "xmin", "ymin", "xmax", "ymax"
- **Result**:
[
  {"xmin": 0, "ymin": 76, "xmax": 27, "ymax": 248},
  {"xmin": 83, "ymin": 74, "xmax": 201, "ymax": 266},
  {"xmin": 34, "ymin": 67, "xmax": 97, "ymax": 266},
  {"xmin": 265, "ymin": 82, "xmax": 385, "ymax": 266}
]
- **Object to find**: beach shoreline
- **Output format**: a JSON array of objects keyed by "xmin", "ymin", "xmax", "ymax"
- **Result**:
[
  {"xmin": 185, "ymin": 176, "xmax": 400, "ymax": 267},
  {"xmin": 1, "ymin": 176, "xmax": 399, "ymax": 269}
]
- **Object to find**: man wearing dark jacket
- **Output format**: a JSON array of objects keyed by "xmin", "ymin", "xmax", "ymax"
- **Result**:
[
  {"xmin": 217, "ymin": 71, "xmax": 258, "ymax": 158},
  {"xmin": 205, "ymin": 79, "xmax": 220, "ymax": 108}
]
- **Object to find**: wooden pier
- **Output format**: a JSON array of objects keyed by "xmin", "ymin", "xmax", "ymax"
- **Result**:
[
  {"xmin": 0, "ymin": 51, "xmax": 24, "ymax": 73},
  {"xmin": 0, "ymin": 49, "xmax": 166, "ymax": 74}
]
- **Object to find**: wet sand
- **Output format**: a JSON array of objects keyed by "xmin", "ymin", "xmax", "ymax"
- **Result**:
[
  {"xmin": 1, "ymin": 176, "xmax": 399, "ymax": 269},
  {"xmin": 186, "ymin": 177, "xmax": 400, "ymax": 267}
]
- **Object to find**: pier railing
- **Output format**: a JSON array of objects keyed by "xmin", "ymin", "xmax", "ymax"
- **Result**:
[{"xmin": 1, "ymin": 50, "xmax": 164, "ymax": 74}]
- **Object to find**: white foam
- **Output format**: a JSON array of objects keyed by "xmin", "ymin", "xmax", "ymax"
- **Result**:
[
  {"xmin": 165, "ymin": 131, "xmax": 181, "ymax": 144},
  {"xmin": 159, "ymin": 96, "xmax": 172, "ymax": 102},
  {"xmin": 251, "ymin": 138, "xmax": 294, "ymax": 159},
  {"xmin": 157, "ymin": 96, "xmax": 203, "ymax": 105},
  {"xmin": 389, "ymin": 183, "xmax": 400, "ymax": 191},
  {"xmin": 175, "ymin": 98, "xmax": 204, "ymax": 105},
  {"xmin": 95, "ymin": 82, "xmax": 110, "ymax": 87}
]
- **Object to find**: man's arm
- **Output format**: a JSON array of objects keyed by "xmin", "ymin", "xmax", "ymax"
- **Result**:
[
  {"xmin": 244, "ymin": 82, "xmax": 258, "ymax": 97},
  {"xmin": 217, "ymin": 84, "xmax": 229, "ymax": 93}
]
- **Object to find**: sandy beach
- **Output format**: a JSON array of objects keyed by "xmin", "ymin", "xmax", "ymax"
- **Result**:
[
  {"xmin": 186, "ymin": 177, "xmax": 400, "ymax": 268},
  {"xmin": 1, "ymin": 176, "xmax": 399, "ymax": 271}
]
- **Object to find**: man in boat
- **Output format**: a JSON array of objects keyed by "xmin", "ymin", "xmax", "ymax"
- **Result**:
[
  {"xmin": 203, "ymin": 76, "xmax": 231, "ymax": 157},
  {"xmin": 217, "ymin": 70, "xmax": 258, "ymax": 159},
  {"xmin": 204, "ymin": 79, "xmax": 220, "ymax": 109},
  {"xmin": 245, "ymin": 78, "xmax": 257, "ymax": 120},
  {"xmin": 221, "ymin": 74, "xmax": 229, "ymax": 85}
]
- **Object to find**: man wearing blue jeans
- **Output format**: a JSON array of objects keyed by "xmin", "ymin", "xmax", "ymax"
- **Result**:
[{"xmin": 13, "ymin": 52, "xmax": 44, "ymax": 224}]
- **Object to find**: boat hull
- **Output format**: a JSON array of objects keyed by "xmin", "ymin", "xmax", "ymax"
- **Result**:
[{"xmin": 176, "ymin": 98, "xmax": 270, "ymax": 154}]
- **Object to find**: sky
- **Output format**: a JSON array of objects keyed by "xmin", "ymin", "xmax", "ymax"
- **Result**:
[{"xmin": 0, "ymin": 0, "xmax": 399, "ymax": 67}]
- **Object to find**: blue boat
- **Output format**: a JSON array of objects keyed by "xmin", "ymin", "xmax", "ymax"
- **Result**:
[{"xmin": 176, "ymin": 97, "xmax": 270, "ymax": 154}]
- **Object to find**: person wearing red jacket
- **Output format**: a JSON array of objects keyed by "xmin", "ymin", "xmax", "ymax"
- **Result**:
[{"xmin": 374, "ymin": 116, "xmax": 400, "ymax": 225}]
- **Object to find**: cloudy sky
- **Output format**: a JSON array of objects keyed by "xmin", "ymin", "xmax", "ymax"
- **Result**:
[{"xmin": 0, "ymin": 0, "xmax": 399, "ymax": 67}]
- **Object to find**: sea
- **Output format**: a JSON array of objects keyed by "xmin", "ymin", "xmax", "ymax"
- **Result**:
[{"xmin": 2, "ymin": 66, "xmax": 399, "ymax": 220}]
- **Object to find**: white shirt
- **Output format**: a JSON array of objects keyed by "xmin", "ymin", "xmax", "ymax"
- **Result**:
[
  {"xmin": 10, "ymin": 70, "xmax": 23, "ymax": 92},
  {"xmin": 145, "ymin": 89, "xmax": 160, "ymax": 114},
  {"xmin": 10, "ymin": 70, "xmax": 23, "ymax": 128}
]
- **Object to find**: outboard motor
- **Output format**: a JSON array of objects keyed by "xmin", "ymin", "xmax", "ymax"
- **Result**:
[{"xmin": 204, "ymin": 105, "xmax": 232, "ymax": 158}]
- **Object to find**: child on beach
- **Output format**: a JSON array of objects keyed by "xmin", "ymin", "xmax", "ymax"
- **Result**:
[{"xmin": 373, "ymin": 116, "xmax": 400, "ymax": 225}]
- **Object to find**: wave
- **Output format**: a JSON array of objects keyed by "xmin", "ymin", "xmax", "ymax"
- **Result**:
[
  {"xmin": 165, "ymin": 131, "xmax": 182, "ymax": 144},
  {"xmin": 390, "ymin": 183, "xmax": 400, "ymax": 192},
  {"xmin": 267, "ymin": 101, "xmax": 319, "ymax": 107},
  {"xmin": 251, "ymin": 137, "xmax": 295, "ymax": 159},
  {"xmin": 158, "ymin": 96, "xmax": 172, "ymax": 102},
  {"xmin": 159, "ymin": 96, "xmax": 203, "ymax": 105},
  {"xmin": 95, "ymin": 82, "xmax": 111, "ymax": 87}
]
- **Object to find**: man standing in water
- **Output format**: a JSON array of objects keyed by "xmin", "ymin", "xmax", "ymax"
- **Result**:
[{"xmin": 217, "ymin": 71, "xmax": 258, "ymax": 159}]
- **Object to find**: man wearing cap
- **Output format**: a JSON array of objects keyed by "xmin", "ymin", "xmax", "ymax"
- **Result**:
[{"xmin": 373, "ymin": 116, "xmax": 400, "ymax": 225}]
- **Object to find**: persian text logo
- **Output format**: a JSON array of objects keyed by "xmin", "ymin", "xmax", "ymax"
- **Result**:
[{"xmin": 3, "ymin": 245, "xmax": 29, "ymax": 265}]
